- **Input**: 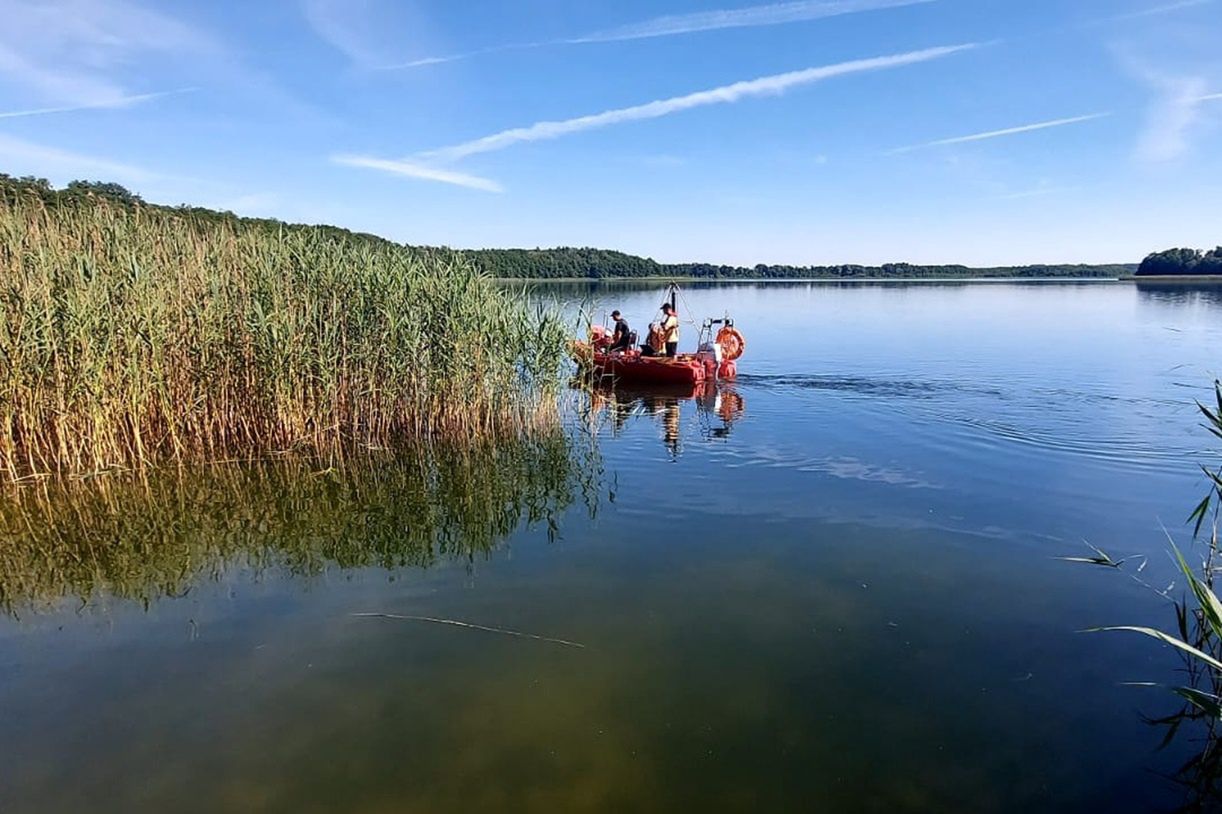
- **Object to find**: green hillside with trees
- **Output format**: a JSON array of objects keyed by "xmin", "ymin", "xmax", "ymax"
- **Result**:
[
  {"xmin": 1136, "ymin": 247, "xmax": 1222, "ymax": 277},
  {"xmin": 2, "ymin": 174, "xmax": 1139, "ymax": 280},
  {"xmin": 465, "ymin": 247, "xmax": 1134, "ymax": 280}
]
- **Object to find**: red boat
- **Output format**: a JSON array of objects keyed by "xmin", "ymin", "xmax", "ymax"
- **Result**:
[
  {"xmin": 571, "ymin": 285, "xmax": 744, "ymax": 386},
  {"xmin": 587, "ymin": 347, "xmax": 726, "ymax": 386}
]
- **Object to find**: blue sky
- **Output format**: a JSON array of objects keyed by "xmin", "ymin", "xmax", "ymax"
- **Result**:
[{"xmin": 0, "ymin": 0, "xmax": 1219, "ymax": 266}]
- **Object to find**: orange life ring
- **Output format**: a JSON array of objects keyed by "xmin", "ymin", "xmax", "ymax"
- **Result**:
[{"xmin": 715, "ymin": 326, "xmax": 745, "ymax": 361}]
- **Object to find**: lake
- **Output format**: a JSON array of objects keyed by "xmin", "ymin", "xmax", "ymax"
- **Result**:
[{"xmin": 2, "ymin": 280, "xmax": 1221, "ymax": 812}]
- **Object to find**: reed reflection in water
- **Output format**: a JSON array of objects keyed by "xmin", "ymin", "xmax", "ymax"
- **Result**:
[{"xmin": 0, "ymin": 432, "xmax": 599, "ymax": 616}]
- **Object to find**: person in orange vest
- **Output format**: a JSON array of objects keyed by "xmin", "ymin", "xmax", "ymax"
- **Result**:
[{"xmin": 660, "ymin": 303, "xmax": 680, "ymax": 357}]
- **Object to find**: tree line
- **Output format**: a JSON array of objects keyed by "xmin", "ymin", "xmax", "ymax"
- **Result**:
[
  {"xmin": 0, "ymin": 174, "xmax": 416, "ymax": 258},
  {"xmin": 465, "ymin": 247, "xmax": 1134, "ymax": 280},
  {"xmin": 1, "ymin": 174, "xmax": 1144, "ymax": 280},
  {"xmin": 1136, "ymin": 247, "xmax": 1222, "ymax": 277}
]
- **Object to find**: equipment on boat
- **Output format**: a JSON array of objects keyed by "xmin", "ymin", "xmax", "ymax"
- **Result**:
[{"xmin": 570, "ymin": 284, "xmax": 743, "ymax": 386}]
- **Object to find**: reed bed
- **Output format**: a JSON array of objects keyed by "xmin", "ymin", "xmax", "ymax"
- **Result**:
[{"xmin": 0, "ymin": 187, "xmax": 567, "ymax": 480}]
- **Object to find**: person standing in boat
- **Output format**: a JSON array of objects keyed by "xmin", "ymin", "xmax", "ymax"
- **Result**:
[
  {"xmin": 660, "ymin": 303, "xmax": 680, "ymax": 357},
  {"xmin": 609, "ymin": 310, "xmax": 632, "ymax": 353}
]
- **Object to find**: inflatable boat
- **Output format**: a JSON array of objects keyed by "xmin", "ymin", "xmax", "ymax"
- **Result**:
[{"xmin": 571, "ymin": 285, "xmax": 745, "ymax": 386}]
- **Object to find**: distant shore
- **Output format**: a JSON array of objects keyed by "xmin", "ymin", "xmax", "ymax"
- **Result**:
[
  {"xmin": 497, "ymin": 276, "xmax": 1130, "ymax": 284},
  {"xmin": 1128, "ymin": 275, "xmax": 1222, "ymax": 283},
  {"xmin": 498, "ymin": 275, "xmax": 1222, "ymax": 284}
]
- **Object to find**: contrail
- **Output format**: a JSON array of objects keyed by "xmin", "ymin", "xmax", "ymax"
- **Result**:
[
  {"xmin": 382, "ymin": 0, "xmax": 937, "ymax": 69},
  {"xmin": 888, "ymin": 112, "xmax": 1112, "ymax": 153},
  {"xmin": 568, "ymin": 0, "xmax": 937, "ymax": 43},
  {"xmin": 332, "ymin": 155, "xmax": 503, "ymax": 192},
  {"xmin": 422, "ymin": 43, "xmax": 980, "ymax": 162},
  {"xmin": 0, "ymin": 88, "xmax": 196, "ymax": 120}
]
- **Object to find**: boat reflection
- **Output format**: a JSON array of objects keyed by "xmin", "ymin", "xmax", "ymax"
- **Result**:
[{"xmin": 585, "ymin": 381, "xmax": 746, "ymax": 457}]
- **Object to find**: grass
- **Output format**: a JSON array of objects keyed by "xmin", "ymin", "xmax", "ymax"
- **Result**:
[{"xmin": 0, "ymin": 185, "xmax": 568, "ymax": 480}]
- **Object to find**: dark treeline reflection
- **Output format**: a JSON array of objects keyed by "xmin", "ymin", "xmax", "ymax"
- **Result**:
[
  {"xmin": 1135, "ymin": 281, "xmax": 1222, "ymax": 307},
  {"xmin": 528, "ymin": 278, "xmax": 1118, "ymax": 300},
  {"xmin": 0, "ymin": 433, "xmax": 600, "ymax": 615}
]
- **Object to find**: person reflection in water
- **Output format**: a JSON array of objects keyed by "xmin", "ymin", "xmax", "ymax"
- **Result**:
[
  {"xmin": 586, "ymin": 382, "xmax": 745, "ymax": 457},
  {"xmin": 663, "ymin": 398, "xmax": 681, "ymax": 457}
]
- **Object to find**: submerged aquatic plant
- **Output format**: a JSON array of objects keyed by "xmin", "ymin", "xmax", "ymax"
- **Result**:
[
  {"xmin": 0, "ymin": 181, "xmax": 569, "ymax": 480},
  {"xmin": 1066, "ymin": 380, "xmax": 1222, "ymax": 808}
]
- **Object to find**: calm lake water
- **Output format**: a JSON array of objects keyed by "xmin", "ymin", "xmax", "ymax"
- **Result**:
[{"xmin": 3, "ymin": 280, "xmax": 1222, "ymax": 812}]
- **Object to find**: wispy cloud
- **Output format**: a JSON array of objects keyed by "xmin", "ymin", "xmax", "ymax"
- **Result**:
[
  {"xmin": 0, "ymin": 132, "xmax": 181, "ymax": 185},
  {"xmin": 378, "ymin": 0, "xmax": 936, "ymax": 70},
  {"xmin": 888, "ymin": 113, "xmax": 1112, "ymax": 154},
  {"xmin": 0, "ymin": 0, "xmax": 214, "ymax": 105},
  {"xmin": 423, "ymin": 44, "xmax": 978, "ymax": 163},
  {"xmin": 1109, "ymin": 0, "xmax": 1215, "ymax": 22},
  {"xmin": 339, "ymin": 43, "xmax": 977, "ymax": 192},
  {"xmin": 0, "ymin": 1, "xmax": 315, "ymax": 124},
  {"xmin": 1115, "ymin": 41, "xmax": 1221, "ymax": 163},
  {"xmin": 0, "ymin": 87, "xmax": 195, "ymax": 120},
  {"xmin": 379, "ymin": 42, "xmax": 541, "ymax": 71},
  {"xmin": 568, "ymin": 0, "xmax": 936, "ymax": 43},
  {"xmin": 332, "ymin": 155, "xmax": 504, "ymax": 192},
  {"xmin": 1135, "ymin": 75, "xmax": 1212, "ymax": 161},
  {"xmin": 996, "ymin": 185, "xmax": 1079, "ymax": 201},
  {"xmin": 303, "ymin": 0, "xmax": 392, "ymax": 68}
]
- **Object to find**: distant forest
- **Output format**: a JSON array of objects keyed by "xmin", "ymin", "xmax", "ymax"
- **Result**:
[
  {"xmin": 1136, "ymin": 247, "xmax": 1222, "ymax": 277},
  {"xmin": 464, "ymin": 247, "xmax": 1134, "ymax": 280},
  {"xmin": 0, "ymin": 174, "xmax": 1147, "ymax": 280},
  {"xmin": 0, "ymin": 174, "xmax": 407, "ymax": 254}
]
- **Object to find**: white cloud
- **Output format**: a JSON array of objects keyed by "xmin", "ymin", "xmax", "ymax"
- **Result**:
[
  {"xmin": 304, "ymin": 0, "xmax": 454, "ymax": 71},
  {"xmin": 996, "ymin": 185, "xmax": 1078, "ymax": 201},
  {"xmin": 0, "ymin": 87, "xmax": 195, "ymax": 120},
  {"xmin": 1135, "ymin": 75, "xmax": 1212, "ymax": 161},
  {"xmin": 423, "ymin": 44, "xmax": 979, "ymax": 163},
  {"xmin": 0, "ymin": 0, "xmax": 214, "ymax": 105},
  {"xmin": 302, "ymin": 0, "xmax": 388, "ymax": 67},
  {"xmin": 569, "ymin": 0, "xmax": 936, "ymax": 43},
  {"xmin": 0, "ymin": 132, "xmax": 180, "ymax": 185},
  {"xmin": 381, "ymin": 0, "xmax": 936, "ymax": 70},
  {"xmin": 331, "ymin": 154, "xmax": 504, "ymax": 192},
  {"xmin": 888, "ymin": 113, "xmax": 1112, "ymax": 153},
  {"xmin": 378, "ymin": 42, "xmax": 541, "ymax": 71},
  {"xmin": 1117, "ymin": 46, "xmax": 1221, "ymax": 163},
  {"xmin": 339, "ymin": 44, "xmax": 977, "ymax": 192},
  {"xmin": 1109, "ymin": 0, "xmax": 1215, "ymax": 21}
]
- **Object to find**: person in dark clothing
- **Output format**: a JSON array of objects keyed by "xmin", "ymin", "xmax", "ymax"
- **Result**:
[{"xmin": 609, "ymin": 310, "xmax": 632, "ymax": 353}]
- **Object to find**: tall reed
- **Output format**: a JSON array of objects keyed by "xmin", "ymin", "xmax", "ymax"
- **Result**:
[{"xmin": 0, "ymin": 185, "xmax": 567, "ymax": 479}]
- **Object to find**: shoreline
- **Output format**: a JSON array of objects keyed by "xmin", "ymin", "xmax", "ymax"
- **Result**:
[
  {"xmin": 1127, "ymin": 275, "xmax": 1222, "ymax": 283},
  {"xmin": 497, "ymin": 275, "xmax": 1222, "ymax": 285},
  {"xmin": 496, "ymin": 276, "xmax": 1126, "ymax": 284}
]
